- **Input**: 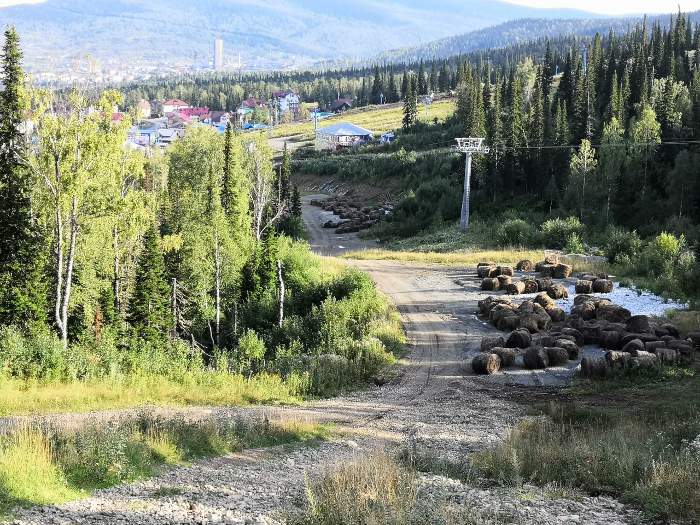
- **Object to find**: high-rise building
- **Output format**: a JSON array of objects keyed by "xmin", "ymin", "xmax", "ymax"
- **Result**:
[{"xmin": 214, "ymin": 37, "xmax": 224, "ymax": 71}]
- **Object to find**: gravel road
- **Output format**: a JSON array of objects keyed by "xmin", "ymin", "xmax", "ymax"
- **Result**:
[{"xmin": 8, "ymin": 198, "xmax": 650, "ymax": 525}]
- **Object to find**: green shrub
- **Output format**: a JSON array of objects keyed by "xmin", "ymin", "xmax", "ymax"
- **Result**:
[
  {"xmin": 0, "ymin": 326, "xmax": 68, "ymax": 381},
  {"xmin": 564, "ymin": 233, "xmax": 585, "ymax": 254},
  {"xmin": 540, "ymin": 217, "xmax": 584, "ymax": 249},
  {"xmin": 236, "ymin": 330, "xmax": 267, "ymax": 373},
  {"xmin": 496, "ymin": 219, "xmax": 535, "ymax": 247},
  {"xmin": 604, "ymin": 228, "xmax": 643, "ymax": 264},
  {"xmin": 638, "ymin": 232, "xmax": 687, "ymax": 278}
]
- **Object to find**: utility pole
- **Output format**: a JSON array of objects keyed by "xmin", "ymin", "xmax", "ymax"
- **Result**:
[{"xmin": 455, "ymin": 138, "xmax": 490, "ymax": 230}]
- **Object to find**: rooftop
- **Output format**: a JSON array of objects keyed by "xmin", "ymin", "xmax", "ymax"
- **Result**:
[{"xmin": 316, "ymin": 122, "xmax": 372, "ymax": 137}]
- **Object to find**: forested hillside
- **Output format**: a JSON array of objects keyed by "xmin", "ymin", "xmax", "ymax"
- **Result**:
[
  {"xmin": 117, "ymin": 13, "xmax": 698, "ymax": 115},
  {"xmin": 376, "ymin": 11, "xmax": 700, "ymax": 63},
  {"xmin": 298, "ymin": 12, "xmax": 700, "ymax": 300},
  {"xmin": 0, "ymin": 28, "xmax": 405, "ymax": 415}
]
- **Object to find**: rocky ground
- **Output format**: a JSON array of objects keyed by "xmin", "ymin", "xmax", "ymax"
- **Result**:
[{"xmin": 7, "ymin": 196, "xmax": 655, "ymax": 525}]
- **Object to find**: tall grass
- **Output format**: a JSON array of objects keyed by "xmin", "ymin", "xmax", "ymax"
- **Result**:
[
  {"xmin": 291, "ymin": 452, "xmax": 495, "ymax": 525},
  {"xmin": 0, "ymin": 373, "xmax": 299, "ymax": 416},
  {"xmin": 0, "ymin": 415, "xmax": 329, "ymax": 513},
  {"xmin": 344, "ymin": 248, "xmax": 544, "ymax": 266},
  {"xmin": 472, "ymin": 396, "xmax": 700, "ymax": 521}
]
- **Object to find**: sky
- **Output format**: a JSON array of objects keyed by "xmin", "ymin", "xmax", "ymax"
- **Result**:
[
  {"xmin": 0, "ymin": 0, "xmax": 698, "ymax": 14},
  {"xmin": 0, "ymin": 0, "xmax": 44, "ymax": 5},
  {"xmin": 505, "ymin": 0, "xmax": 700, "ymax": 15}
]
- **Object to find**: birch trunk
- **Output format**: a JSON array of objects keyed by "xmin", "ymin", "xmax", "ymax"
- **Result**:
[
  {"xmin": 214, "ymin": 233, "xmax": 221, "ymax": 347},
  {"xmin": 277, "ymin": 260, "xmax": 284, "ymax": 328},
  {"xmin": 59, "ymin": 196, "xmax": 78, "ymax": 348}
]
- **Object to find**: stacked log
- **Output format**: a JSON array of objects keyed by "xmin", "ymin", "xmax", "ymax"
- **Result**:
[
  {"xmin": 573, "ymin": 274, "xmax": 615, "ymax": 295},
  {"xmin": 481, "ymin": 336, "xmax": 506, "ymax": 353},
  {"xmin": 498, "ymin": 266, "xmax": 514, "ymax": 277},
  {"xmin": 505, "ymin": 281, "xmax": 526, "ymax": 295},
  {"xmin": 497, "ymin": 275, "xmax": 513, "ymax": 287},
  {"xmin": 481, "ymin": 278, "xmax": 500, "ymax": 291},
  {"xmin": 524, "ymin": 347, "xmax": 549, "ymax": 369},
  {"xmin": 547, "ymin": 284, "xmax": 569, "ymax": 300},
  {"xmin": 523, "ymin": 279, "xmax": 539, "ymax": 293},
  {"xmin": 491, "ymin": 347, "xmax": 517, "ymax": 367},
  {"xmin": 592, "ymin": 279, "xmax": 614, "ymax": 293},
  {"xmin": 575, "ymin": 280, "xmax": 593, "ymax": 294},
  {"xmin": 553, "ymin": 263, "xmax": 573, "ymax": 279},
  {"xmin": 546, "ymin": 347, "xmax": 569, "ymax": 366},
  {"xmin": 516, "ymin": 260, "xmax": 534, "ymax": 272},
  {"xmin": 312, "ymin": 195, "xmax": 391, "ymax": 234},
  {"xmin": 472, "ymin": 353, "xmax": 502, "ymax": 375}
]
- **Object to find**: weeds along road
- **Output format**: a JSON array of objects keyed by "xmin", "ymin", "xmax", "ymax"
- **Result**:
[{"xmin": 10, "ymin": 198, "xmax": 649, "ymax": 525}]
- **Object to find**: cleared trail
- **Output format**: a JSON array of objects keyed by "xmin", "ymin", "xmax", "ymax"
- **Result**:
[{"xmin": 9, "ymin": 198, "xmax": 648, "ymax": 525}]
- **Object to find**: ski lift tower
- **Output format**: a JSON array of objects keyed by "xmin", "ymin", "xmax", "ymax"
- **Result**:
[{"xmin": 455, "ymin": 137, "xmax": 490, "ymax": 230}]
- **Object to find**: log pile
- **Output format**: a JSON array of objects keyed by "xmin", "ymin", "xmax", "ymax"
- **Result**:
[
  {"xmin": 311, "ymin": 195, "xmax": 391, "ymax": 234},
  {"xmin": 475, "ymin": 293, "xmax": 697, "ymax": 377},
  {"xmin": 478, "ymin": 296, "xmax": 562, "ymax": 333},
  {"xmin": 574, "ymin": 273, "xmax": 614, "ymax": 294}
]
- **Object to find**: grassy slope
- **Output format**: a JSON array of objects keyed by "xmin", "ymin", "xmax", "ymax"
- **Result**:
[
  {"xmin": 0, "ymin": 374, "xmax": 300, "ymax": 416},
  {"xmin": 271, "ymin": 99, "xmax": 456, "ymax": 139},
  {"xmin": 472, "ymin": 369, "xmax": 700, "ymax": 521},
  {"xmin": 0, "ymin": 415, "xmax": 329, "ymax": 514}
]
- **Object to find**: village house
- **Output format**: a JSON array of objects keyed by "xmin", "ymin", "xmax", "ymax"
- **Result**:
[
  {"xmin": 315, "ymin": 122, "xmax": 372, "ymax": 151},
  {"xmin": 162, "ymin": 98, "xmax": 189, "ymax": 114},
  {"xmin": 207, "ymin": 111, "xmax": 232, "ymax": 127},
  {"xmin": 272, "ymin": 90, "xmax": 300, "ymax": 115},
  {"xmin": 177, "ymin": 106, "xmax": 209, "ymax": 122}
]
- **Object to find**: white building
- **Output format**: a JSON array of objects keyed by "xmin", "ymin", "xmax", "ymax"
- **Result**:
[
  {"xmin": 272, "ymin": 90, "xmax": 300, "ymax": 115},
  {"xmin": 214, "ymin": 37, "xmax": 224, "ymax": 71},
  {"xmin": 315, "ymin": 122, "xmax": 373, "ymax": 151},
  {"xmin": 162, "ymin": 98, "xmax": 189, "ymax": 115}
]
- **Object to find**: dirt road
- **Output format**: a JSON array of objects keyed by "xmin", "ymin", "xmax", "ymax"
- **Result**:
[{"xmin": 11, "ymin": 201, "xmax": 647, "ymax": 525}]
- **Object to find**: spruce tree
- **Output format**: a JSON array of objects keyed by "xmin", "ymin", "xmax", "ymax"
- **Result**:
[
  {"xmin": 359, "ymin": 77, "xmax": 368, "ymax": 106},
  {"xmin": 417, "ymin": 61, "xmax": 428, "ymax": 95},
  {"xmin": 387, "ymin": 70, "xmax": 399, "ymax": 103},
  {"xmin": 290, "ymin": 185, "xmax": 302, "ymax": 218},
  {"xmin": 128, "ymin": 225, "xmax": 171, "ymax": 342},
  {"xmin": 0, "ymin": 26, "xmax": 46, "ymax": 327},
  {"xmin": 400, "ymin": 70, "xmax": 408, "ymax": 100},
  {"xmin": 438, "ymin": 62, "xmax": 450, "ymax": 93},
  {"xmin": 371, "ymin": 66, "xmax": 383, "ymax": 105},
  {"xmin": 279, "ymin": 142, "xmax": 291, "ymax": 207},
  {"xmin": 402, "ymin": 74, "xmax": 417, "ymax": 130}
]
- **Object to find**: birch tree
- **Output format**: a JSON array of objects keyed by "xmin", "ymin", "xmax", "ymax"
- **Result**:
[{"xmin": 31, "ymin": 90, "xmax": 125, "ymax": 347}]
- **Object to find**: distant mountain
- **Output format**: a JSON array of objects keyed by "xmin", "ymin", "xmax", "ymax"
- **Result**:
[
  {"xmin": 0, "ymin": 0, "xmax": 601, "ymax": 77},
  {"xmin": 377, "ymin": 11, "xmax": 700, "ymax": 64}
]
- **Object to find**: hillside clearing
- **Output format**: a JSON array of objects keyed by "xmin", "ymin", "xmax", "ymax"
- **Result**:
[{"xmin": 271, "ymin": 99, "xmax": 456, "ymax": 139}]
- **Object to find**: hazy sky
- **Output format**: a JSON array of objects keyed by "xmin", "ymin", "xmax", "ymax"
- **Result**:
[
  {"xmin": 0, "ymin": 0, "xmax": 44, "ymax": 5},
  {"xmin": 0, "ymin": 0, "xmax": 698, "ymax": 14},
  {"xmin": 505, "ymin": 0, "xmax": 700, "ymax": 15}
]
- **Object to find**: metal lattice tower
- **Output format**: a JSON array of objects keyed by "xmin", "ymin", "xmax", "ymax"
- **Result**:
[{"xmin": 455, "ymin": 138, "xmax": 490, "ymax": 230}]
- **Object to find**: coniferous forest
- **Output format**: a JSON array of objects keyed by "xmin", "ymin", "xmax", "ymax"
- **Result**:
[{"xmin": 296, "ymin": 14, "xmax": 700, "ymax": 300}]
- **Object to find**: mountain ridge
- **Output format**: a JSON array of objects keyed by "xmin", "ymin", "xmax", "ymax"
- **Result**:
[{"xmin": 0, "ymin": 0, "xmax": 601, "ymax": 76}]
